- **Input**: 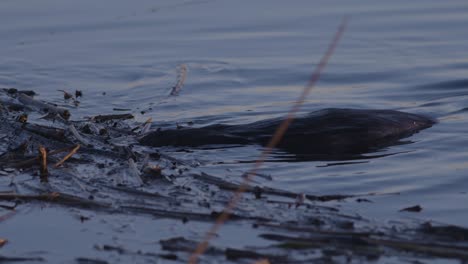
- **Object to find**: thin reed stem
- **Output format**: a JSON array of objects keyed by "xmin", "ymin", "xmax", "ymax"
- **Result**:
[{"xmin": 188, "ymin": 17, "xmax": 349, "ymax": 264}]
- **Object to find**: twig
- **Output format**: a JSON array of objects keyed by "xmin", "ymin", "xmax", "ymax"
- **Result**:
[
  {"xmin": 5, "ymin": 145, "xmax": 80, "ymax": 168},
  {"xmin": 54, "ymin": 144, "xmax": 80, "ymax": 168},
  {"xmin": 170, "ymin": 64, "xmax": 187, "ymax": 96},
  {"xmin": 194, "ymin": 172, "xmax": 354, "ymax": 201},
  {"xmin": 38, "ymin": 145, "xmax": 48, "ymax": 182},
  {"xmin": 121, "ymin": 206, "xmax": 269, "ymax": 222},
  {"xmin": 58, "ymin": 89, "xmax": 73, "ymax": 100},
  {"xmin": 99, "ymin": 184, "xmax": 169, "ymax": 200},
  {"xmin": 189, "ymin": 17, "xmax": 348, "ymax": 263},
  {"xmin": 0, "ymin": 192, "xmax": 111, "ymax": 209},
  {"xmin": 0, "ymin": 255, "xmax": 44, "ymax": 262},
  {"xmin": 258, "ymin": 222, "xmax": 371, "ymax": 236}
]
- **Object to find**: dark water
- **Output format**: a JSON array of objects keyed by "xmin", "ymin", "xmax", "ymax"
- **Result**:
[{"xmin": 1, "ymin": 0, "xmax": 468, "ymax": 262}]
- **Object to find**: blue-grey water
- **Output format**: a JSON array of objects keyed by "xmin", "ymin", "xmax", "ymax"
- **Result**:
[{"xmin": 1, "ymin": 0, "xmax": 468, "ymax": 262}]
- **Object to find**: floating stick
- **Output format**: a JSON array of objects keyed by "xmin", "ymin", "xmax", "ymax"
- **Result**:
[{"xmin": 38, "ymin": 145, "xmax": 48, "ymax": 182}]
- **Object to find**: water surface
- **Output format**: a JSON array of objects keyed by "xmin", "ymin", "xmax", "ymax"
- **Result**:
[{"xmin": 1, "ymin": 0, "xmax": 468, "ymax": 262}]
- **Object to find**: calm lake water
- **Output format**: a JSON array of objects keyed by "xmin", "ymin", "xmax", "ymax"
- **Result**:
[{"xmin": 1, "ymin": 0, "xmax": 468, "ymax": 262}]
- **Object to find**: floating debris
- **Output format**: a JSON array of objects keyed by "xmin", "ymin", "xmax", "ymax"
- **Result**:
[
  {"xmin": 58, "ymin": 89, "xmax": 73, "ymax": 100},
  {"xmin": 18, "ymin": 93, "xmax": 70, "ymax": 120},
  {"xmin": 92, "ymin": 113, "xmax": 134, "ymax": 123},
  {"xmin": 170, "ymin": 64, "xmax": 187, "ymax": 96}
]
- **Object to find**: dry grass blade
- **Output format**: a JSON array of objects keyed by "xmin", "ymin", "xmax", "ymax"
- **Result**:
[
  {"xmin": 188, "ymin": 17, "xmax": 348, "ymax": 264},
  {"xmin": 38, "ymin": 145, "xmax": 48, "ymax": 182},
  {"xmin": 0, "ymin": 192, "xmax": 59, "ymax": 201},
  {"xmin": 54, "ymin": 144, "xmax": 80, "ymax": 168}
]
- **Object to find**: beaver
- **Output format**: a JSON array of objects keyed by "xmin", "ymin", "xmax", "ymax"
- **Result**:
[{"xmin": 139, "ymin": 108, "xmax": 434, "ymax": 157}]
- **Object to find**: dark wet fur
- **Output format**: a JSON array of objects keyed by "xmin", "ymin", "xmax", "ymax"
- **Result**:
[{"xmin": 140, "ymin": 108, "xmax": 435, "ymax": 157}]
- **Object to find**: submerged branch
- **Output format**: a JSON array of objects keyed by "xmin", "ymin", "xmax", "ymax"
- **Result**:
[
  {"xmin": 92, "ymin": 113, "xmax": 134, "ymax": 123},
  {"xmin": 0, "ymin": 192, "xmax": 111, "ymax": 209},
  {"xmin": 194, "ymin": 172, "xmax": 354, "ymax": 202}
]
